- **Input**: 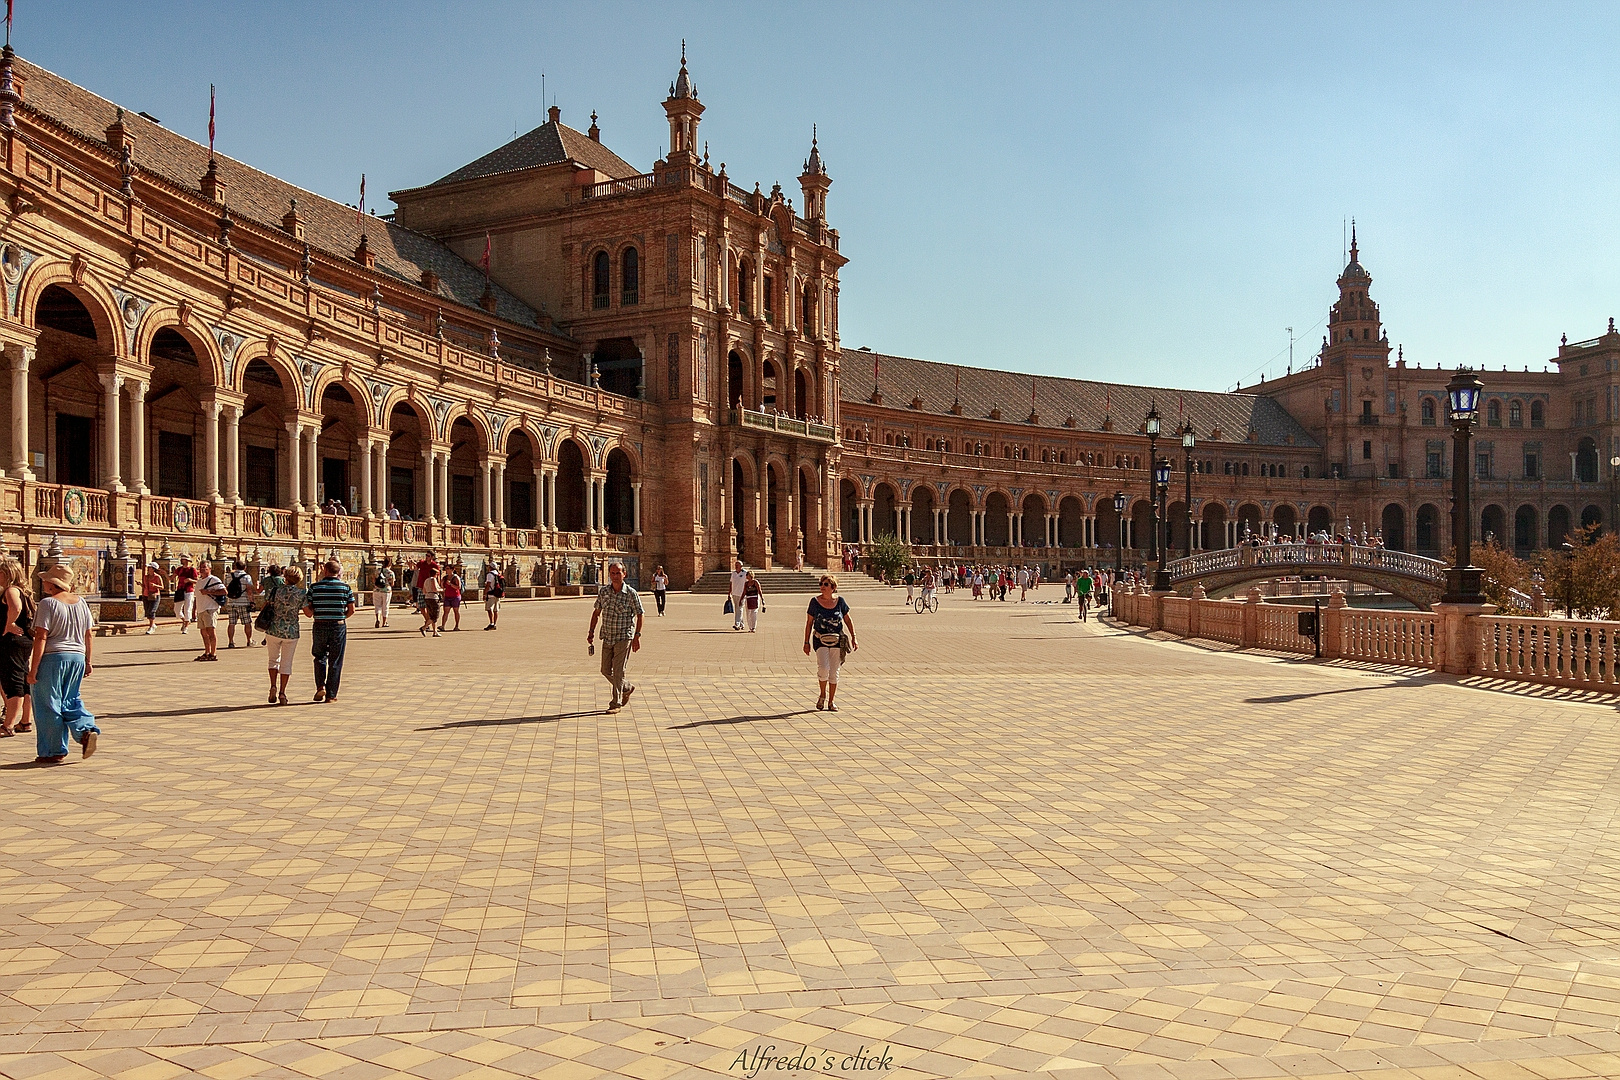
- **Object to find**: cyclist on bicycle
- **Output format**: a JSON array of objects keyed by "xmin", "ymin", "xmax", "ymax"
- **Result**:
[{"xmin": 921, "ymin": 567, "xmax": 937, "ymax": 608}]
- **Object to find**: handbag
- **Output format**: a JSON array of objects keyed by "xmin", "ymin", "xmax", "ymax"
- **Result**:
[
  {"xmin": 723, "ymin": 597, "xmax": 734, "ymax": 615},
  {"xmin": 253, "ymin": 585, "xmax": 275, "ymax": 633}
]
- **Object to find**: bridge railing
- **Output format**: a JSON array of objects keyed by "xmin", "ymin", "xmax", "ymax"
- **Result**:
[
  {"xmin": 1111, "ymin": 584, "xmax": 1620, "ymax": 693},
  {"xmin": 1167, "ymin": 542, "xmax": 1448, "ymax": 586}
]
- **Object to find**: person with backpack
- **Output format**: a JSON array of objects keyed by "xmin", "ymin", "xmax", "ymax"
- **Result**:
[
  {"xmin": 373, "ymin": 559, "xmax": 395, "ymax": 628},
  {"xmin": 193, "ymin": 564, "xmax": 228, "ymax": 661},
  {"xmin": 482, "ymin": 562, "xmax": 504, "ymax": 630},
  {"xmin": 224, "ymin": 560, "xmax": 257, "ymax": 649}
]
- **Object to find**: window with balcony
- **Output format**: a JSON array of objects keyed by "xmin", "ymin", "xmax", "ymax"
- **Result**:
[
  {"xmin": 1487, "ymin": 399, "xmax": 1502, "ymax": 427},
  {"xmin": 1509, "ymin": 400, "xmax": 1523, "ymax": 427},
  {"xmin": 592, "ymin": 251, "xmax": 610, "ymax": 309},
  {"xmin": 621, "ymin": 247, "xmax": 639, "ymax": 305},
  {"xmin": 1524, "ymin": 444, "xmax": 1541, "ymax": 479},
  {"xmin": 763, "ymin": 274, "xmax": 774, "ymax": 322},
  {"xmin": 737, "ymin": 260, "xmax": 751, "ymax": 316},
  {"xmin": 1421, "ymin": 397, "xmax": 1436, "ymax": 425}
]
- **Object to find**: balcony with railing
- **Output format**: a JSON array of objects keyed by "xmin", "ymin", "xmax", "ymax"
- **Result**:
[{"xmin": 734, "ymin": 408, "xmax": 836, "ymax": 443}]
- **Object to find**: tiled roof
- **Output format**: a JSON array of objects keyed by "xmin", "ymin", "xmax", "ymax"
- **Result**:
[
  {"xmin": 15, "ymin": 57, "xmax": 545, "ymax": 328},
  {"xmin": 428, "ymin": 120, "xmax": 639, "ymax": 187},
  {"xmin": 839, "ymin": 349, "xmax": 1319, "ymax": 449}
]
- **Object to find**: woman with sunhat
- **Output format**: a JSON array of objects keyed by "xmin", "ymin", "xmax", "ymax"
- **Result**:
[{"xmin": 28, "ymin": 565, "xmax": 99, "ymax": 764}]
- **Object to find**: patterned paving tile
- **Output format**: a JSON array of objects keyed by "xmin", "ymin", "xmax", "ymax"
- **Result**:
[{"xmin": 2, "ymin": 589, "xmax": 1620, "ymax": 1077}]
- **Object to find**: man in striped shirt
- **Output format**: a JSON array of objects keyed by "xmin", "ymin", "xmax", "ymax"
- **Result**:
[{"xmin": 302, "ymin": 560, "xmax": 355, "ymax": 703}]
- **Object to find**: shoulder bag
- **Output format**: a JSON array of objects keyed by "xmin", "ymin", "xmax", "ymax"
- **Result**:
[{"xmin": 253, "ymin": 585, "xmax": 276, "ymax": 633}]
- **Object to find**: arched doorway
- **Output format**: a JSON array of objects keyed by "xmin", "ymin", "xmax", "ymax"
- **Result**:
[
  {"xmin": 148, "ymin": 327, "xmax": 213, "ymax": 500},
  {"xmin": 1548, "ymin": 504, "xmax": 1572, "ymax": 547},
  {"xmin": 912, "ymin": 485, "xmax": 936, "ymax": 545},
  {"xmin": 727, "ymin": 350, "xmax": 745, "ymax": 409},
  {"xmin": 385, "ymin": 401, "xmax": 431, "ymax": 518},
  {"xmin": 1236, "ymin": 503, "xmax": 1262, "ymax": 542},
  {"xmin": 1577, "ymin": 438, "xmax": 1599, "ymax": 483},
  {"xmin": 604, "ymin": 448, "xmax": 634, "ymax": 535},
  {"xmin": 872, "ymin": 483, "xmax": 899, "ymax": 539},
  {"xmin": 794, "ymin": 369, "xmax": 810, "ymax": 419},
  {"xmin": 1415, "ymin": 504, "xmax": 1441, "ymax": 555},
  {"xmin": 555, "ymin": 439, "xmax": 588, "ymax": 533},
  {"xmin": 1021, "ymin": 493, "xmax": 1046, "ymax": 548},
  {"xmin": 985, "ymin": 492, "xmax": 1012, "ymax": 546},
  {"xmin": 947, "ymin": 489, "xmax": 973, "ymax": 545},
  {"xmin": 1130, "ymin": 499, "xmax": 1154, "ymax": 552},
  {"xmin": 733, "ymin": 458, "xmax": 755, "ymax": 545},
  {"xmin": 1202, "ymin": 502, "xmax": 1228, "ymax": 549},
  {"xmin": 1581, "ymin": 504, "xmax": 1604, "ymax": 537},
  {"xmin": 506, "ymin": 430, "xmax": 537, "ymax": 528},
  {"xmin": 840, "ymin": 478, "xmax": 860, "ymax": 542},
  {"xmin": 1058, "ymin": 496, "xmax": 1085, "ymax": 547},
  {"xmin": 241, "ymin": 357, "xmax": 295, "ymax": 509},
  {"xmin": 1273, "ymin": 503, "xmax": 1298, "ymax": 539},
  {"xmin": 1513, "ymin": 504, "xmax": 1536, "ymax": 554},
  {"xmin": 761, "ymin": 359, "xmax": 781, "ymax": 412},
  {"xmin": 1479, "ymin": 504, "xmax": 1507, "ymax": 549},
  {"xmin": 1381, "ymin": 504, "xmax": 1406, "ymax": 551},
  {"xmin": 447, "ymin": 416, "xmax": 481, "ymax": 525},
  {"xmin": 1097, "ymin": 498, "xmax": 1123, "ymax": 552},
  {"xmin": 34, "ymin": 284, "xmax": 111, "ymax": 488},
  {"xmin": 1307, "ymin": 505, "xmax": 1332, "ymax": 537},
  {"xmin": 1165, "ymin": 500, "xmax": 1188, "ymax": 555},
  {"xmin": 317, "ymin": 383, "xmax": 364, "ymax": 512}
]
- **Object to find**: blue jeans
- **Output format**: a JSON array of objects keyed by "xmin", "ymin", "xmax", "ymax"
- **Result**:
[
  {"xmin": 32, "ymin": 652, "xmax": 97, "ymax": 758},
  {"xmin": 310, "ymin": 622, "xmax": 347, "ymax": 698}
]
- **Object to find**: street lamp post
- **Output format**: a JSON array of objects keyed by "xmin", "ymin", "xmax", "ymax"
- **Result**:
[
  {"xmin": 1181, "ymin": 423, "xmax": 1196, "ymax": 559},
  {"xmin": 1562, "ymin": 540, "xmax": 1575, "ymax": 618},
  {"xmin": 1113, "ymin": 490, "xmax": 1126, "ymax": 578},
  {"xmin": 1144, "ymin": 403, "xmax": 1161, "ymax": 568},
  {"xmin": 1610, "ymin": 456, "xmax": 1619, "ymax": 538},
  {"xmin": 1442, "ymin": 368, "xmax": 1486, "ymax": 604},
  {"xmin": 1153, "ymin": 457, "xmax": 1173, "ymax": 591}
]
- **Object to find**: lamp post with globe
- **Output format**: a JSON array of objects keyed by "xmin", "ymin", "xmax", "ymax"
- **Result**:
[
  {"xmin": 1113, "ymin": 491, "xmax": 1126, "ymax": 578},
  {"xmin": 1442, "ymin": 368, "xmax": 1486, "ymax": 604},
  {"xmin": 1153, "ymin": 457, "xmax": 1173, "ymax": 592},
  {"xmin": 1181, "ymin": 422, "xmax": 1196, "ymax": 558}
]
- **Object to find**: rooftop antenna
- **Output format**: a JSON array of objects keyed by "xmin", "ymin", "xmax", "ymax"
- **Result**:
[
  {"xmin": 541, "ymin": 72, "xmax": 545, "ymax": 116},
  {"xmin": 1286, "ymin": 326, "xmax": 1294, "ymax": 375},
  {"xmin": 1342, "ymin": 218, "xmax": 1347, "ymax": 265}
]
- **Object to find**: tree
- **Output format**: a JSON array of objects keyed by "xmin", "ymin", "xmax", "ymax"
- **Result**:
[
  {"xmin": 867, "ymin": 533, "xmax": 911, "ymax": 584},
  {"xmin": 1473, "ymin": 540, "xmax": 1530, "ymax": 610},
  {"xmin": 1531, "ymin": 525, "xmax": 1620, "ymax": 619}
]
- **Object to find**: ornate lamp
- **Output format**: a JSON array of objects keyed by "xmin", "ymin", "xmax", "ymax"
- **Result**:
[
  {"xmin": 1113, "ymin": 490, "xmax": 1126, "ymax": 576},
  {"xmin": 1152, "ymin": 457, "xmax": 1173, "ymax": 591},
  {"xmin": 1443, "ymin": 368, "xmax": 1486, "ymax": 604},
  {"xmin": 1181, "ymin": 423, "xmax": 1196, "ymax": 558}
]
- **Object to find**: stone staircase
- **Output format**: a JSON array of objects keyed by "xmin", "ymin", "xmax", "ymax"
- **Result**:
[{"xmin": 689, "ymin": 566, "xmax": 890, "ymax": 595}]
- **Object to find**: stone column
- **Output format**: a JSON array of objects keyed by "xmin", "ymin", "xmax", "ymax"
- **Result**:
[
  {"xmin": 584, "ymin": 474, "xmax": 597, "ymax": 534},
  {"xmin": 1006, "ymin": 512, "xmax": 1014, "ymax": 548},
  {"xmin": 534, "ymin": 468, "xmax": 548, "ymax": 529},
  {"xmin": 128, "ymin": 377, "xmax": 148, "ymax": 495},
  {"xmin": 436, "ymin": 453, "xmax": 449, "ymax": 523},
  {"xmin": 632, "ymin": 480, "xmax": 642, "ymax": 536},
  {"xmin": 8, "ymin": 344, "xmax": 31, "ymax": 480},
  {"xmin": 222, "ymin": 403, "xmax": 240, "ymax": 504},
  {"xmin": 304, "ymin": 427, "xmax": 318, "ymax": 509},
  {"xmin": 99, "ymin": 371, "xmax": 124, "ymax": 492},
  {"xmin": 494, "ymin": 461, "xmax": 506, "ymax": 526},
  {"xmin": 202, "ymin": 398, "xmax": 221, "ymax": 502},
  {"xmin": 375, "ymin": 441, "xmax": 389, "ymax": 516},
  {"xmin": 477, "ymin": 458, "xmax": 492, "ymax": 525},
  {"xmin": 420, "ymin": 448, "xmax": 435, "ymax": 521},
  {"xmin": 286, "ymin": 420, "xmax": 303, "ymax": 510},
  {"xmin": 359, "ymin": 438, "xmax": 373, "ymax": 515}
]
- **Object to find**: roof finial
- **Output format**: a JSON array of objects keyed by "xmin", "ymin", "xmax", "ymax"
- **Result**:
[{"xmin": 1350, "ymin": 218, "xmax": 1358, "ymax": 261}]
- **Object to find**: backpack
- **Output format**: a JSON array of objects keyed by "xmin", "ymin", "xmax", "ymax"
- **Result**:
[
  {"xmin": 226, "ymin": 570, "xmax": 246, "ymax": 599},
  {"xmin": 489, "ymin": 573, "xmax": 505, "ymax": 598},
  {"xmin": 375, "ymin": 569, "xmax": 391, "ymax": 590}
]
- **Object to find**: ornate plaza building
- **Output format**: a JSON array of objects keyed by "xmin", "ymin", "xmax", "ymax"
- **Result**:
[{"xmin": 0, "ymin": 46, "xmax": 1608, "ymax": 595}]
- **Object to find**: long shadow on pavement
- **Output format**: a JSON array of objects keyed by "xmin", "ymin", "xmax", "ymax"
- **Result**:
[
  {"xmin": 419, "ymin": 709, "xmax": 604, "ymax": 731},
  {"xmin": 670, "ymin": 710, "xmax": 814, "ymax": 730}
]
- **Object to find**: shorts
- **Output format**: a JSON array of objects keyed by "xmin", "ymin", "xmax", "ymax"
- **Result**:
[
  {"xmin": 485, "ymin": 595, "xmax": 501, "ymax": 612},
  {"xmin": 444, "ymin": 596, "xmax": 461, "ymax": 610},
  {"xmin": 421, "ymin": 598, "xmax": 441, "ymax": 621},
  {"xmin": 0, "ymin": 638, "xmax": 27, "ymax": 699},
  {"xmin": 141, "ymin": 597, "xmax": 159, "ymax": 620},
  {"xmin": 197, "ymin": 608, "xmax": 217, "ymax": 630},
  {"xmin": 814, "ymin": 645, "xmax": 843, "ymax": 684},
  {"xmin": 228, "ymin": 601, "xmax": 254, "ymax": 627},
  {"xmin": 264, "ymin": 634, "xmax": 298, "ymax": 673}
]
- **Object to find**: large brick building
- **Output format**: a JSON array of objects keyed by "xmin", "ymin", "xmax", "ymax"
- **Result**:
[{"xmin": 0, "ymin": 46, "xmax": 1605, "ymax": 596}]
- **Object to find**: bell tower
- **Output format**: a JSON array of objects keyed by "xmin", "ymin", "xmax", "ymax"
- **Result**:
[
  {"xmin": 1325, "ymin": 223, "xmax": 1384, "ymax": 354},
  {"xmin": 662, "ymin": 41, "xmax": 703, "ymax": 165},
  {"xmin": 798, "ymin": 126, "xmax": 830, "ymax": 221}
]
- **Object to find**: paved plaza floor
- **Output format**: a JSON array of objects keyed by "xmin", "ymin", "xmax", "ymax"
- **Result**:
[{"xmin": 4, "ymin": 586, "xmax": 1620, "ymax": 1079}]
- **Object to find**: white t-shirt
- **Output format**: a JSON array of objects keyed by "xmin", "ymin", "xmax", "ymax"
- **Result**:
[
  {"xmin": 729, "ymin": 570, "xmax": 748, "ymax": 596},
  {"xmin": 652, "ymin": 573, "xmax": 668, "ymax": 591},
  {"xmin": 196, "ymin": 574, "xmax": 225, "ymax": 614}
]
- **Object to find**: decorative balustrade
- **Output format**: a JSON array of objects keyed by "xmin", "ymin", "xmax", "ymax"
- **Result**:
[
  {"xmin": 1199, "ymin": 600, "xmax": 1245, "ymax": 645},
  {"xmin": 1476, "ymin": 616, "xmax": 1620, "ymax": 690},
  {"xmin": 735, "ymin": 407, "xmax": 837, "ymax": 443},
  {"xmin": 1338, "ymin": 609, "xmax": 1438, "ymax": 666},
  {"xmin": 1256, "ymin": 604, "xmax": 1316, "ymax": 651},
  {"xmin": 581, "ymin": 173, "xmax": 657, "ymax": 200}
]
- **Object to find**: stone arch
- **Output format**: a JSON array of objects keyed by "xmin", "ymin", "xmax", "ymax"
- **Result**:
[
  {"xmin": 503, "ymin": 425, "xmax": 541, "ymax": 529},
  {"xmin": 872, "ymin": 481, "xmax": 900, "ymax": 538},
  {"xmin": 984, "ymin": 490, "xmax": 1014, "ymax": 546},
  {"xmin": 1166, "ymin": 500, "xmax": 1189, "ymax": 554},
  {"xmin": 555, "ymin": 437, "xmax": 590, "ymax": 533},
  {"xmin": 1480, "ymin": 503, "xmax": 1508, "ymax": 548},
  {"xmin": 132, "ymin": 312, "xmax": 225, "ymax": 388},
  {"xmin": 1381, "ymin": 503, "xmax": 1407, "ymax": 551},
  {"xmin": 1129, "ymin": 498, "xmax": 1154, "ymax": 551},
  {"xmin": 911, "ymin": 482, "xmax": 936, "ymax": 544},
  {"xmin": 1272, "ymin": 502, "xmax": 1298, "ymax": 538},
  {"xmin": 309, "ymin": 368, "xmax": 374, "ymax": 426},
  {"xmin": 1548, "ymin": 504, "xmax": 1572, "ymax": 547},
  {"xmin": 947, "ymin": 486, "xmax": 974, "ymax": 545},
  {"xmin": 1236, "ymin": 502, "xmax": 1263, "ymax": 541},
  {"xmin": 1581, "ymin": 503, "xmax": 1604, "ymax": 535},
  {"xmin": 605, "ymin": 446, "xmax": 635, "ymax": 535},
  {"xmin": 726, "ymin": 346, "xmax": 748, "ymax": 408},
  {"xmin": 19, "ymin": 261, "xmax": 122, "ymax": 351},
  {"xmin": 1021, "ymin": 491, "xmax": 1047, "ymax": 547},
  {"xmin": 442, "ymin": 402, "xmax": 493, "ymax": 457},
  {"xmin": 1058, "ymin": 494, "xmax": 1085, "ymax": 547},
  {"xmin": 1202, "ymin": 500, "xmax": 1228, "ymax": 549},
  {"xmin": 839, "ymin": 476, "xmax": 862, "ymax": 542},
  {"xmin": 383, "ymin": 398, "xmax": 435, "ymax": 518},
  {"xmin": 1307, "ymin": 505, "xmax": 1333, "ymax": 536},
  {"xmin": 1513, "ymin": 504, "xmax": 1537, "ymax": 554},
  {"xmin": 231, "ymin": 341, "xmax": 302, "ymax": 405},
  {"xmin": 1415, "ymin": 503, "xmax": 1441, "ymax": 555}
]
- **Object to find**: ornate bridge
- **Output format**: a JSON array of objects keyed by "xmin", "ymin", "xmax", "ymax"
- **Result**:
[{"xmin": 1165, "ymin": 543, "xmax": 1449, "ymax": 609}]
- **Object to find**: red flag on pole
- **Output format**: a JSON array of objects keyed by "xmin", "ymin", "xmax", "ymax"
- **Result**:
[{"xmin": 208, "ymin": 84, "xmax": 215, "ymax": 157}]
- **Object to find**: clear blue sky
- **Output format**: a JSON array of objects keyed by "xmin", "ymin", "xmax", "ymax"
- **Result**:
[{"xmin": 31, "ymin": 2, "xmax": 1620, "ymax": 391}]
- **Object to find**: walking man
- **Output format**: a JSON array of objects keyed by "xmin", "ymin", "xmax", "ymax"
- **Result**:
[
  {"xmin": 224, "ymin": 560, "xmax": 256, "ymax": 648},
  {"xmin": 586, "ymin": 561, "xmax": 643, "ymax": 714},
  {"xmin": 193, "ymin": 564, "xmax": 227, "ymax": 660},
  {"xmin": 302, "ymin": 559, "xmax": 355, "ymax": 703},
  {"xmin": 728, "ymin": 558, "xmax": 748, "ymax": 630},
  {"xmin": 373, "ymin": 558, "xmax": 394, "ymax": 628},
  {"xmin": 482, "ymin": 561, "xmax": 504, "ymax": 630}
]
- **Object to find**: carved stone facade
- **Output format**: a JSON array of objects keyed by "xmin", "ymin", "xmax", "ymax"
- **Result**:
[{"xmin": 0, "ymin": 45, "xmax": 1605, "ymax": 602}]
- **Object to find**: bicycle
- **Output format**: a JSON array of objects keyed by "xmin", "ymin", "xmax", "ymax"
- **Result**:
[{"xmin": 913, "ymin": 592, "xmax": 939, "ymax": 614}]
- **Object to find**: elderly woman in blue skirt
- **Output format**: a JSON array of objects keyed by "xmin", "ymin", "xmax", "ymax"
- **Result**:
[{"xmin": 28, "ymin": 565, "xmax": 98, "ymax": 764}]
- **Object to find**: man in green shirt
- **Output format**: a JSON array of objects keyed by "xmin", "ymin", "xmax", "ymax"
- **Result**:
[{"xmin": 1076, "ymin": 569, "xmax": 1094, "ymax": 622}]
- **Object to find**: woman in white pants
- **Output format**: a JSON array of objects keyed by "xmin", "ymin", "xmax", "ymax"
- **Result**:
[
  {"xmin": 259, "ymin": 567, "xmax": 307, "ymax": 706},
  {"xmin": 742, "ymin": 571, "xmax": 764, "ymax": 631},
  {"xmin": 803, "ymin": 575, "xmax": 858, "ymax": 711},
  {"xmin": 372, "ymin": 563, "xmax": 394, "ymax": 628}
]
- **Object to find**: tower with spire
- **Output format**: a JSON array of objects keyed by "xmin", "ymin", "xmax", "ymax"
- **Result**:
[
  {"xmin": 799, "ymin": 125, "xmax": 829, "ymax": 221},
  {"xmin": 1326, "ymin": 223, "xmax": 1384, "ymax": 352},
  {"xmin": 662, "ymin": 40, "xmax": 703, "ymax": 166}
]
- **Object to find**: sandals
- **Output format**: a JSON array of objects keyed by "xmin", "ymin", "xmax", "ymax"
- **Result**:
[
  {"xmin": 826, "ymin": 703, "xmax": 839, "ymax": 712},
  {"xmin": 277, "ymin": 693, "xmax": 288, "ymax": 706},
  {"xmin": 0, "ymin": 728, "xmax": 13, "ymax": 738},
  {"xmin": 267, "ymin": 693, "xmax": 278, "ymax": 705},
  {"xmin": 16, "ymin": 722, "xmax": 31, "ymax": 733},
  {"xmin": 816, "ymin": 698, "xmax": 826, "ymax": 711}
]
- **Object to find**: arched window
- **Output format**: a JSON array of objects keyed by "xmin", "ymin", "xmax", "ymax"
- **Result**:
[
  {"xmin": 1509, "ymin": 400, "xmax": 1523, "ymax": 427},
  {"xmin": 737, "ymin": 259, "xmax": 751, "ymax": 316},
  {"xmin": 1487, "ymin": 399, "xmax": 1502, "ymax": 427},
  {"xmin": 621, "ymin": 248, "xmax": 639, "ymax": 305},
  {"xmin": 592, "ymin": 251, "xmax": 610, "ymax": 309},
  {"xmin": 1531, "ymin": 400, "xmax": 1545, "ymax": 428},
  {"xmin": 1420, "ymin": 398, "xmax": 1436, "ymax": 425}
]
